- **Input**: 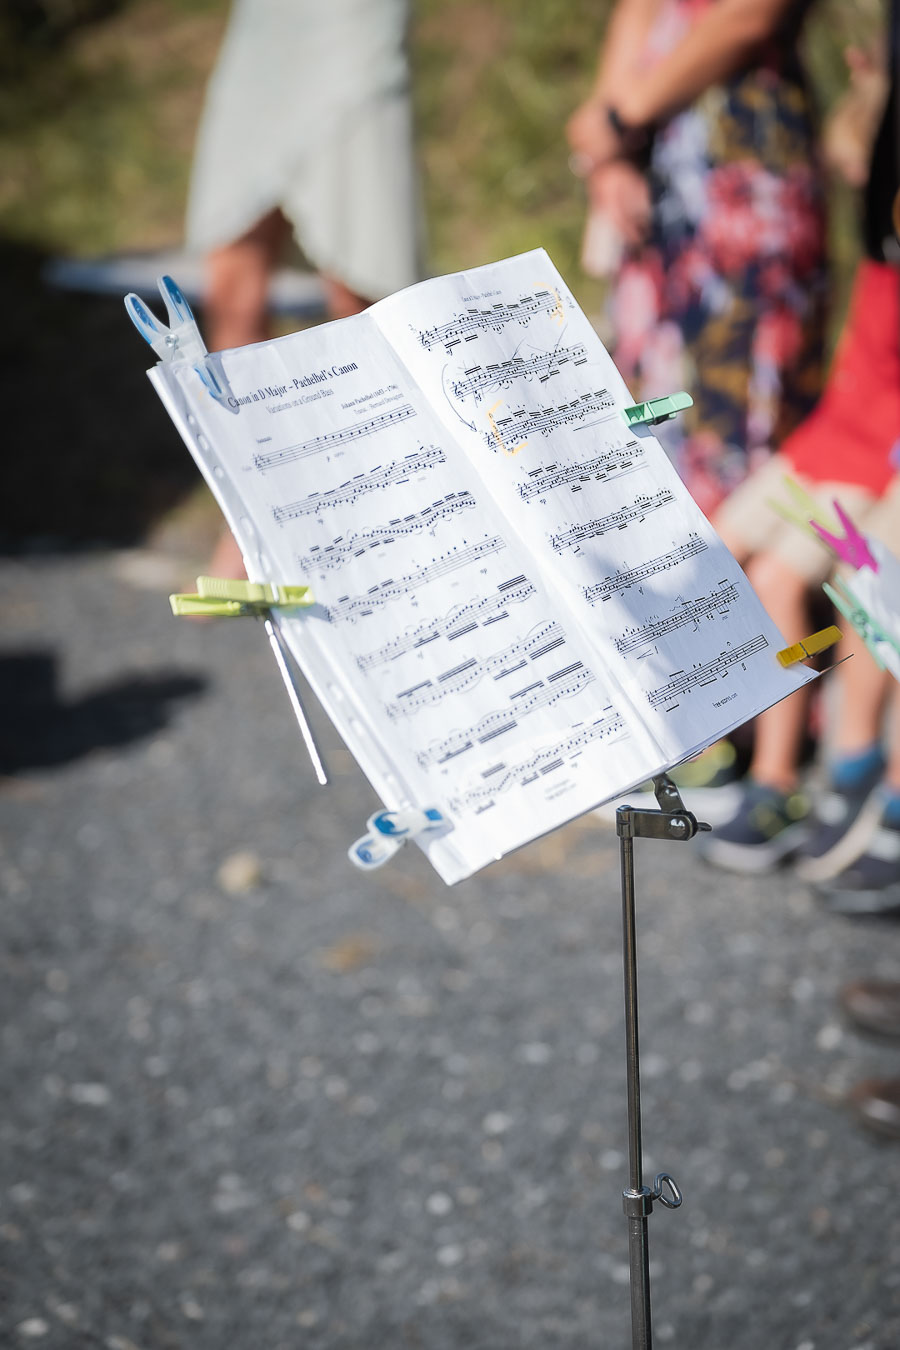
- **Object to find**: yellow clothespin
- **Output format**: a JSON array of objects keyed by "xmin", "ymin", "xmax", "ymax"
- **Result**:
[{"xmin": 776, "ymin": 624, "xmax": 842, "ymax": 668}]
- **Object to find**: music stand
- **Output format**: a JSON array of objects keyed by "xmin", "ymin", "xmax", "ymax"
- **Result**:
[{"xmin": 614, "ymin": 773, "xmax": 710, "ymax": 1349}]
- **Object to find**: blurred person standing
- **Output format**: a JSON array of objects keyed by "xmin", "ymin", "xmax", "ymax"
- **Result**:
[
  {"xmin": 567, "ymin": 0, "xmax": 827, "ymax": 519},
  {"xmin": 688, "ymin": 4, "xmax": 900, "ymax": 875},
  {"xmin": 186, "ymin": 0, "xmax": 423, "ymax": 577},
  {"xmin": 187, "ymin": 0, "xmax": 422, "ymax": 344}
]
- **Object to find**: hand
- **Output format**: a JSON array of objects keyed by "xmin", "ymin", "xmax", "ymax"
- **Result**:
[
  {"xmin": 566, "ymin": 97, "xmax": 625, "ymax": 175},
  {"xmin": 587, "ymin": 160, "xmax": 651, "ymax": 248}
]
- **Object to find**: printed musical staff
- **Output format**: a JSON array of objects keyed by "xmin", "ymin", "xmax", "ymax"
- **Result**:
[
  {"xmin": 486, "ymin": 390, "xmax": 616, "ymax": 451},
  {"xmin": 583, "ymin": 536, "xmax": 709, "ymax": 605},
  {"xmin": 385, "ymin": 620, "xmax": 566, "ymax": 718},
  {"xmin": 299, "ymin": 492, "xmax": 476, "ymax": 573},
  {"xmin": 326, "ymin": 536, "xmax": 506, "ymax": 623},
  {"xmin": 451, "ymin": 343, "xmax": 588, "ymax": 401},
  {"xmin": 356, "ymin": 575, "xmax": 537, "ymax": 671},
  {"xmin": 418, "ymin": 289, "xmax": 563, "ymax": 352},
  {"xmin": 274, "ymin": 446, "xmax": 446, "ymax": 522},
  {"xmin": 647, "ymin": 635, "xmax": 769, "ymax": 710},
  {"xmin": 517, "ymin": 440, "xmax": 644, "ymax": 501},
  {"xmin": 417, "ymin": 663, "xmax": 595, "ymax": 767},
  {"xmin": 454, "ymin": 708, "xmax": 628, "ymax": 810},
  {"xmin": 254, "ymin": 403, "xmax": 416, "ymax": 471},
  {"xmin": 615, "ymin": 581, "xmax": 739, "ymax": 655},
  {"xmin": 551, "ymin": 490, "xmax": 675, "ymax": 552}
]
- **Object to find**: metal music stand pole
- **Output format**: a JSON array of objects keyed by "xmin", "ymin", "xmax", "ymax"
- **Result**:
[{"xmin": 615, "ymin": 773, "xmax": 710, "ymax": 1350}]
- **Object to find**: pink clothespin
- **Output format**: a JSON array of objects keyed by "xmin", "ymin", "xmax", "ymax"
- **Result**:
[{"xmin": 810, "ymin": 499, "xmax": 879, "ymax": 573}]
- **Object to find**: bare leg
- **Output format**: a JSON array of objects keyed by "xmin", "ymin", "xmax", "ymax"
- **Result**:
[
  {"xmin": 204, "ymin": 210, "xmax": 291, "ymax": 351},
  {"xmin": 829, "ymin": 627, "xmax": 892, "ymax": 755},
  {"xmin": 744, "ymin": 552, "xmax": 811, "ymax": 792},
  {"xmin": 886, "ymin": 685, "xmax": 900, "ymax": 793},
  {"xmin": 321, "ymin": 273, "xmax": 372, "ymax": 320},
  {"xmin": 202, "ymin": 212, "xmax": 290, "ymax": 577}
]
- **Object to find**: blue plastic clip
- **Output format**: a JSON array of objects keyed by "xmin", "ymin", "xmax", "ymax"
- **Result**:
[
  {"xmin": 623, "ymin": 391, "xmax": 693, "ymax": 428},
  {"xmin": 349, "ymin": 807, "xmax": 445, "ymax": 871},
  {"xmin": 124, "ymin": 275, "xmax": 227, "ymax": 404}
]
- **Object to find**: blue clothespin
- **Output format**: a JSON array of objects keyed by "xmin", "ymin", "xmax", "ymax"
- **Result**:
[
  {"xmin": 349, "ymin": 807, "xmax": 445, "ymax": 870},
  {"xmin": 124, "ymin": 275, "xmax": 227, "ymax": 404}
]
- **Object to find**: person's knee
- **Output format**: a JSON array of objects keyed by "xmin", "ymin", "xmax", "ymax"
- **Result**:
[{"xmin": 745, "ymin": 550, "xmax": 807, "ymax": 607}]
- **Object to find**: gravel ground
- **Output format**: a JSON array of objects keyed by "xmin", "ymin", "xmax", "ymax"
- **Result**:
[{"xmin": 2, "ymin": 550, "xmax": 900, "ymax": 1350}]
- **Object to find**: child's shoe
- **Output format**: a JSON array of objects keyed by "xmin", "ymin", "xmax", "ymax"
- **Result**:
[
  {"xmin": 794, "ymin": 749, "xmax": 886, "ymax": 883},
  {"xmin": 697, "ymin": 780, "xmax": 810, "ymax": 874},
  {"xmin": 815, "ymin": 795, "xmax": 900, "ymax": 916}
]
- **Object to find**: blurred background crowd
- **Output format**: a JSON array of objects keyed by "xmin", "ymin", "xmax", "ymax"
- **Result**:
[{"xmin": 4, "ymin": 0, "xmax": 900, "ymax": 1130}]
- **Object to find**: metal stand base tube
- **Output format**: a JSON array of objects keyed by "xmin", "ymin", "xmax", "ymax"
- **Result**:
[
  {"xmin": 615, "ymin": 779, "xmax": 697, "ymax": 1350},
  {"xmin": 619, "ymin": 827, "xmax": 654, "ymax": 1350}
]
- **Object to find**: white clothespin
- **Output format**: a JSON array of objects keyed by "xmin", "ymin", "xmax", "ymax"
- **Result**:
[
  {"xmin": 124, "ymin": 274, "xmax": 227, "ymax": 404},
  {"xmin": 349, "ymin": 807, "xmax": 445, "ymax": 870}
]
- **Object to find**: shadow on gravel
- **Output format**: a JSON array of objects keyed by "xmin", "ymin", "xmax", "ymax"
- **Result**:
[
  {"xmin": 4, "ymin": 236, "xmax": 200, "ymax": 553},
  {"xmin": 0, "ymin": 651, "xmax": 207, "ymax": 772}
]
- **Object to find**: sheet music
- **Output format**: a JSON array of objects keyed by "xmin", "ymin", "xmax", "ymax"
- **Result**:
[
  {"xmin": 150, "ymin": 250, "xmax": 813, "ymax": 883},
  {"xmin": 374, "ymin": 251, "xmax": 811, "ymax": 778}
]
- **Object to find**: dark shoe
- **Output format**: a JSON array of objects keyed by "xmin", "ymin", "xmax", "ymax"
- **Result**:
[
  {"xmin": 815, "ymin": 807, "xmax": 900, "ymax": 916},
  {"xmin": 847, "ymin": 1077, "xmax": 900, "ymax": 1139},
  {"xmin": 793, "ymin": 772, "xmax": 884, "ymax": 884},
  {"xmin": 697, "ymin": 780, "xmax": 810, "ymax": 874},
  {"xmin": 839, "ymin": 980, "xmax": 900, "ymax": 1039}
]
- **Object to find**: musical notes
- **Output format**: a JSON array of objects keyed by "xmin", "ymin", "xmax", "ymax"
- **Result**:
[
  {"xmin": 418, "ymin": 289, "xmax": 564, "ymax": 352},
  {"xmin": 647, "ymin": 635, "xmax": 770, "ymax": 710},
  {"xmin": 615, "ymin": 581, "xmax": 739, "ymax": 655},
  {"xmin": 384, "ymin": 620, "xmax": 567, "ymax": 718},
  {"xmin": 486, "ymin": 390, "xmax": 616, "ymax": 451},
  {"xmin": 551, "ymin": 490, "xmax": 676, "ymax": 552},
  {"xmin": 152, "ymin": 244, "xmax": 815, "ymax": 885},
  {"xmin": 326, "ymin": 536, "xmax": 506, "ymax": 623},
  {"xmin": 299, "ymin": 492, "xmax": 476, "ymax": 573},
  {"xmin": 450, "ymin": 343, "xmax": 588, "ymax": 402},
  {"xmin": 583, "ymin": 537, "xmax": 710, "ymax": 605},
  {"xmin": 452, "ymin": 708, "xmax": 628, "ymax": 811},
  {"xmin": 356, "ymin": 576, "xmax": 537, "ymax": 671},
  {"xmin": 273, "ymin": 446, "xmax": 446, "ymax": 522},
  {"xmin": 416, "ymin": 663, "xmax": 596, "ymax": 767},
  {"xmin": 517, "ymin": 440, "xmax": 644, "ymax": 501},
  {"xmin": 254, "ymin": 403, "xmax": 416, "ymax": 471}
]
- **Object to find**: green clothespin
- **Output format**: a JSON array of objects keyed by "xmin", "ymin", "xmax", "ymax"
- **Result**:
[
  {"xmin": 169, "ymin": 575, "xmax": 314, "ymax": 618},
  {"xmin": 823, "ymin": 576, "xmax": 900, "ymax": 672},
  {"xmin": 622, "ymin": 391, "xmax": 693, "ymax": 428}
]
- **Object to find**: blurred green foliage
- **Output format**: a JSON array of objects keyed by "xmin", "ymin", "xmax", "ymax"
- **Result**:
[{"xmin": 0, "ymin": 0, "xmax": 888, "ymax": 318}]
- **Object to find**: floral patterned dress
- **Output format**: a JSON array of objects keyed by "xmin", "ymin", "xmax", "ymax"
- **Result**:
[{"xmin": 610, "ymin": 0, "xmax": 827, "ymax": 516}]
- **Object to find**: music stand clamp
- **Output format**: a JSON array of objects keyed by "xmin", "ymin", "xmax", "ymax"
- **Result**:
[{"xmin": 615, "ymin": 774, "xmax": 711, "ymax": 1350}]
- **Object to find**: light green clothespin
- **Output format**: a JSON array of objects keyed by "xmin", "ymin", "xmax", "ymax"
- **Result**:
[
  {"xmin": 767, "ymin": 475, "xmax": 841, "ymax": 542},
  {"xmin": 168, "ymin": 574, "xmax": 327, "ymax": 784},
  {"xmin": 622, "ymin": 391, "xmax": 693, "ymax": 428},
  {"xmin": 169, "ymin": 575, "xmax": 314, "ymax": 618}
]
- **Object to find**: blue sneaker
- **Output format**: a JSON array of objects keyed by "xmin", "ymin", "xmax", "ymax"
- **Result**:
[
  {"xmin": 698, "ymin": 780, "xmax": 810, "ymax": 874},
  {"xmin": 815, "ymin": 802, "xmax": 900, "ymax": 917},
  {"xmin": 794, "ymin": 752, "xmax": 886, "ymax": 884}
]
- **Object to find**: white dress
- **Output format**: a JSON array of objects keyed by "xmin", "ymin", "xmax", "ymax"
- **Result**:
[{"xmin": 185, "ymin": 0, "xmax": 422, "ymax": 301}]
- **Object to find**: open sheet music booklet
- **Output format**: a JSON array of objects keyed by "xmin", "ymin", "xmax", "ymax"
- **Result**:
[{"xmin": 149, "ymin": 249, "xmax": 813, "ymax": 883}]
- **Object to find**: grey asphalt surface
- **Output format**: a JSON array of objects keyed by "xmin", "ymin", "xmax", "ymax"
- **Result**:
[{"xmin": 2, "ymin": 548, "xmax": 900, "ymax": 1350}]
